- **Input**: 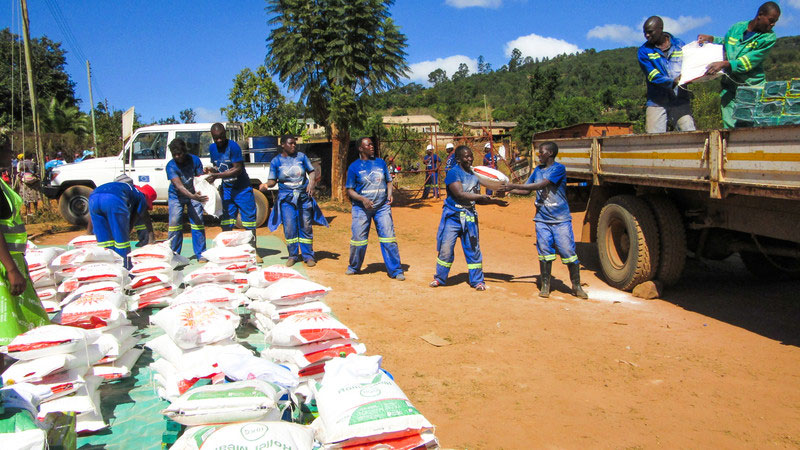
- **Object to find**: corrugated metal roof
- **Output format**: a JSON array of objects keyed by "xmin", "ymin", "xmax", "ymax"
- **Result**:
[{"xmin": 382, "ymin": 115, "xmax": 440, "ymax": 125}]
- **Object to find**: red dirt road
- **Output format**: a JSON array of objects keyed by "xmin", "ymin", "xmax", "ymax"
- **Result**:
[{"xmin": 36, "ymin": 196, "xmax": 800, "ymax": 448}]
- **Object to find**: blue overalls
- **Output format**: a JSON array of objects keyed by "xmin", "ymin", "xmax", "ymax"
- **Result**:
[
  {"xmin": 422, "ymin": 153, "xmax": 440, "ymax": 199},
  {"xmin": 88, "ymin": 182, "xmax": 147, "ymax": 268},
  {"xmin": 345, "ymin": 158, "xmax": 402, "ymax": 277},
  {"xmin": 268, "ymin": 152, "xmax": 317, "ymax": 262},
  {"xmin": 166, "ymin": 154, "xmax": 206, "ymax": 259},
  {"xmin": 209, "ymin": 140, "xmax": 256, "ymax": 231},
  {"xmin": 434, "ymin": 166, "xmax": 484, "ymax": 287}
]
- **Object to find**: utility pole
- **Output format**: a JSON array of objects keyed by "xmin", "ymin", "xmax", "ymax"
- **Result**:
[
  {"xmin": 86, "ymin": 60, "xmax": 97, "ymax": 150},
  {"xmin": 19, "ymin": 0, "xmax": 45, "ymax": 181}
]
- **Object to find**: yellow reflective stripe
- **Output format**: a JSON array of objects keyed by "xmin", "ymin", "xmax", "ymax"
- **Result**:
[
  {"xmin": 437, "ymin": 258, "xmax": 452, "ymax": 268},
  {"xmin": 378, "ymin": 237, "xmax": 396, "ymax": 243},
  {"xmin": 459, "ymin": 212, "xmax": 475, "ymax": 222},
  {"xmin": 190, "ymin": 224, "xmax": 205, "ymax": 230},
  {"xmin": 647, "ymin": 53, "xmax": 660, "ymax": 59},
  {"xmin": 114, "ymin": 241, "xmax": 131, "ymax": 249},
  {"xmin": 647, "ymin": 69, "xmax": 659, "ymax": 81},
  {"xmin": 466, "ymin": 263, "xmax": 482, "ymax": 270},
  {"xmin": 168, "ymin": 225, "xmax": 183, "ymax": 231},
  {"xmin": 133, "ymin": 224, "xmax": 146, "ymax": 231},
  {"xmin": 298, "ymin": 238, "xmax": 312, "ymax": 244},
  {"xmin": 728, "ymin": 37, "xmax": 738, "ymax": 45},
  {"xmin": 738, "ymin": 55, "xmax": 751, "ymax": 71},
  {"xmin": 350, "ymin": 239, "xmax": 368, "ymax": 246},
  {"xmin": 285, "ymin": 238, "xmax": 299, "ymax": 243},
  {"xmin": 241, "ymin": 223, "xmax": 257, "ymax": 228},
  {"xmin": 562, "ymin": 255, "xmax": 578, "ymax": 264},
  {"xmin": 221, "ymin": 219, "xmax": 235, "ymax": 225},
  {"xmin": 97, "ymin": 241, "xmax": 114, "ymax": 248},
  {"xmin": 672, "ymin": 51, "xmax": 683, "ymax": 57},
  {"xmin": 538, "ymin": 254, "xmax": 557, "ymax": 261}
]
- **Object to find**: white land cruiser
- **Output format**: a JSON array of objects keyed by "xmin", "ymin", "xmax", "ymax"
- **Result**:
[{"xmin": 43, "ymin": 123, "xmax": 274, "ymax": 227}]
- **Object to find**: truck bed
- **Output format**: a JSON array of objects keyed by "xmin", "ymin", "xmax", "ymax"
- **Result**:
[{"xmin": 536, "ymin": 125, "xmax": 800, "ymax": 201}]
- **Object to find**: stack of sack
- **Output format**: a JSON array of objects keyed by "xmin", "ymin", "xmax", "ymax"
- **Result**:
[
  {"xmin": 24, "ymin": 247, "xmax": 65, "ymax": 313},
  {"xmin": 245, "ymin": 267, "xmax": 366, "ymax": 380},
  {"xmin": 0, "ymin": 325, "xmax": 110, "ymax": 433},
  {"xmin": 128, "ymin": 246, "xmax": 185, "ymax": 310},
  {"xmin": 311, "ymin": 355, "xmax": 438, "ymax": 449},
  {"xmin": 191, "ymin": 230, "xmax": 258, "ymax": 293}
]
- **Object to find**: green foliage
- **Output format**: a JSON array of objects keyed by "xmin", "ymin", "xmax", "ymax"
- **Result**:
[
  {"xmin": 508, "ymin": 48, "xmax": 522, "ymax": 72},
  {"xmin": 0, "ymin": 28, "xmax": 78, "ymax": 129},
  {"xmin": 428, "ymin": 68, "xmax": 447, "ymax": 87},
  {"xmin": 265, "ymin": 0, "xmax": 409, "ymax": 137},
  {"xmin": 222, "ymin": 65, "xmax": 286, "ymax": 136},
  {"xmin": 38, "ymin": 98, "xmax": 88, "ymax": 135},
  {"xmin": 452, "ymin": 63, "xmax": 469, "ymax": 81},
  {"xmin": 179, "ymin": 108, "xmax": 196, "ymax": 123}
]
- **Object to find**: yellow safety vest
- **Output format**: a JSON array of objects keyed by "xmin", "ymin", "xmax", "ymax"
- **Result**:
[{"xmin": 0, "ymin": 179, "xmax": 28, "ymax": 254}]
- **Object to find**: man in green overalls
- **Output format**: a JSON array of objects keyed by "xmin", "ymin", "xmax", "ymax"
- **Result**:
[
  {"xmin": 698, "ymin": 1, "xmax": 780, "ymax": 128},
  {"xmin": 0, "ymin": 135, "xmax": 49, "ymax": 349}
]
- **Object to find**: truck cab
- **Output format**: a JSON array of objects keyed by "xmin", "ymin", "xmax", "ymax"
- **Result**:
[{"xmin": 45, "ymin": 123, "xmax": 271, "ymax": 227}]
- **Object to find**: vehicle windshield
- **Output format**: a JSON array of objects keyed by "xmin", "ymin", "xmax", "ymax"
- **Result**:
[{"xmin": 130, "ymin": 132, "xmax": 168, "ymax": 160}]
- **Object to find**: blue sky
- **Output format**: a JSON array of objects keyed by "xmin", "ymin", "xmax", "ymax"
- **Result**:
[{"xmin": 5, "ymin": 0, "xmax": 799, "ymax": 123}]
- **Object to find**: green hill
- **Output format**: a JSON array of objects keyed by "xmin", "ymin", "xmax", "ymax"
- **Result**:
[{"xmin": 365, "ymin": 35, "xmax": 800, "ymax": 142}]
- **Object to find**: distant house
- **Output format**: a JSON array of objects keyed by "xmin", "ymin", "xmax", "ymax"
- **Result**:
[
  {"xmin": 461, "ymin": 121, "xmax": 517, "ymax": 137},
  {"xmin": 300, "ymin": 118, "xmax": 327, "ymax": 139},
  {"xmin": 533, "ymin": 122, "xmax": 633, "ymax": 140},
  {"xmin": 382, "ymin": 115, "xmax": 440, "ymax": 134}
]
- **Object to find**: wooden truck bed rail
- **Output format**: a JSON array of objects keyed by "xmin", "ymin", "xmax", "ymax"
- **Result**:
[{"xmin": 535, "ymin": 125, "xmax": 800, "ymax": 201}]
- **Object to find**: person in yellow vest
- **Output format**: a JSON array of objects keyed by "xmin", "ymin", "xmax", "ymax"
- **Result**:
[{"xmin": 0, "ymin": 137, "xmax": 49, "ymax": 348}]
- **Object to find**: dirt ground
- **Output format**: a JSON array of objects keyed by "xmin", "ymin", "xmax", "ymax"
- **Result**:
[{"xmin": 34, "ymin": 194, "xmax": 800, "ymax": 449}]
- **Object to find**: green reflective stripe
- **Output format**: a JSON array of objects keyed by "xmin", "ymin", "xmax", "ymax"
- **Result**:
[
  {"xmin": 190, "ymin": 224, "xmax": 205, "ymax": 230},
  {"xmin": 97, "ymin": 240, "xmax": 114, "ymax": 248},
  {"xmin": 459, "ymin": 212, "xmax": 475, "ymax": 222},
  {"xmin": 538, "ymin": 254, "xmax": 557, "ymax": 261},
  {"xmin": 647, "ymin": 53, "xmax": 660, "ymax": 59},
  {"xmin": 285, "ymin": 238, "xmax": 299, "ymax": 244},
  {"xmin": 378, "ymin": 237, "xmax": 396, "ymax": 243},
  {"xmin": 436, "ymin": 258, "xmax": 452, "ymax": 268},
  {"xmin": 562, "ymin": 255, "xmax": 578, "ymax": 264},
  {"xmin": 672, "ymin": 51, "xmax": 683, "ymax": 57},
  {"xmin": 298, "ymin": 238, "xmax": 313, "ymax": 244},
  {"xmin": 114, "ymin": 241, "xmax": 131, "ymax": 249},
  {"xmin": 647, "ymin": 68, "xmax": 659, "ymax": 81},
  {"xmin": 241, "ymin": 221, "xmax": 256, "ymax": 227},
  {"xmin": 221, "ymin": 219, "xmax": 235, "ymax": 225},
  {"xmin": 466, "ymin": 263, "xmax": 482, "ymax": 270},
  {"xmin": 133, "ymin": 224, "xmax": 147, "ymax": 231},
  {"xmin": 350, "ymin": 239, "xmax": 368, "ymax": 246},
  {"xmin": 738, "ymin": 55, "xmax": 752, "ymax": 71},
  {"xmin": 168, "ymin": 225, "xmax": 183, "ymax": 231},
  {"xmin": 728, "ymin": 37, "xmax": 738, "ymax": 45}
]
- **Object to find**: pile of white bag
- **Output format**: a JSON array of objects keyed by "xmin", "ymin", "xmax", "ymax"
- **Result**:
[{"xmin": 129, "ymin": 241, "xmax": 186, "ymax": 309}]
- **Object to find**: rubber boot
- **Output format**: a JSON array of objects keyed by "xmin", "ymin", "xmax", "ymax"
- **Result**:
[
  {"xmin": 568, "ymin": 262, "xmax": 588, "ymax": 299},
  {"xmin": 538, "ymin": 260, "xmax": 552, "ymax": 298},
  {"xmin": 251, "ymin": 235, "xmax": 263, "ymax": 265}
]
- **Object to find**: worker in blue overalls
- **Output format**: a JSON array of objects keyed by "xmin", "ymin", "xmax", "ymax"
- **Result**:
[
  {"xmin": 264, "ymin": 135, "xmax": 324, "ymax": 267},
  {"xmin": 430, "ymin": 145, "xmax": 507, "ymax": 291},
  {"xmin": 205, "ymin": 123, "xmax": 261, "ymax": 263},
  {"xmin": 345, "ymin": 137, "xmax": 404, "ymax": 280},
  {"xmin": 88, "ymin": 182, "xmax": 155, "ymax": 268},
  {"xmin": 421, "ymin": 144, "xmax": 441, "ymax": 199},
  {"xmin": 166, "ymin": 138, "xmax": 208, "ymax": 261},
  {"xmin": 444, "ymin": 143, "xmax": 457, "ymax": 172}
]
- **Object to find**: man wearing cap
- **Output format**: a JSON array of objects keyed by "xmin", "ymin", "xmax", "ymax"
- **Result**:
[
  {"xmin": 421, "ymin": 144, "xmax": 441, "ymax": 199},
  {"xmin": 444, "ymin": 143, "xmax": 456, "ymax": 172},
  {"xmin": 88, "ymin": 181, "xmax": 156, "ymax": 267},
  {"xmin": 482, "ymin": 143, "xmax": 498, "ymax": 195}
]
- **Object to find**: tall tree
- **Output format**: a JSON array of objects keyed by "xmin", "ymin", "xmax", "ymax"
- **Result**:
[
  {"xmin": 0, "ymin": 29, "xmax": 77, "ymax": 128},
  {"xmin": 38, "ymin": 97, "xmax": 88, "ymax": 134},
  {"xmin": 452, "ymin": 63, "xmax": 469, "ymax": 81},
  {"xmin": 514, "ymin": 65, "xmax": 560, "ymax": 145},
  {"xmin": 508, "ymin": 48, "xmax": 522, "ymax": 72},
  {"xmin": 179, "ymin": 108, "xmax": 196, "ymax": 123},
  {"xmin": 265, "ymin": 0, "xmax": 408, "ymax": 201},
  {"xmin": 222, "ymin": 65, "xmax": 286, "ymax": 135},
  {"xmin": 428, "ymin": 68, "xmax": 447, "ymax": 86}
]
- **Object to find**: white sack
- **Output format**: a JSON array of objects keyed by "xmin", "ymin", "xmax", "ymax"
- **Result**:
[
  {"xmin": 161, "ymin": 379, "xmax": 284, "ymax": 426},
  {"xmin": 268, "ymin": 312, "xmax": 357, "ymax": 346},
  {"xmin": 212, "ymin": 230, "xmax": 253, "ymax": 248},
  {"xmin": 194, "ymin": 175, "xmax": 222, "ymax": 217}
]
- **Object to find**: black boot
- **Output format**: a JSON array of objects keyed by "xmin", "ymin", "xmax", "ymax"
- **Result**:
[
  {"xmin": 539, "ymin": 260, "xmax": 552, "ymax": 298},
  {"xmin": 568, "ymin": 262, "xmax": 588, "ymax": 299}
]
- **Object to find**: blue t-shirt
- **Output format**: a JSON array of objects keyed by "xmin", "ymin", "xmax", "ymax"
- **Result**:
[
  {"xmin": 92, "ymin": 182, "xmax": 147, "ymax": 218},
  {"xmin": 166, "ymin": 154, "xmax": 203, "ymax": 199},
  {"xmin": 346, "ymin": 158, "xmax": 391, "ymax": 208},
  {"xmin": 483, "ymin": 152, "xmax": 498, "ymax": 168},
  {"xmin": 526, "ymin": 162, "xmax": 570, "ymax": 223},
  {"xmin": 445, "ymin": 154, "xmax": 456, "ymax": 171},
  {"xmin": 444, "ymin": 165, "xmax": 480, "ymax": 210},
  {"xmin": 268, "ymin": 152, "xmax": 314, "ymax": 193},
  {"xmin": 424, "ymin": 154, "xmax": 440, "ymax": 171},
  {"xmin": 208, "ymin": 140, "xmax": 249, "ymax": 189}
]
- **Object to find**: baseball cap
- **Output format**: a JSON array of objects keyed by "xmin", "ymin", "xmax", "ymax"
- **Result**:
[
  {"xmin": 135, "ymin": 184, "xmax": 157, "ymax": 210},
  {"xmin": 446, "ymin": 143, "xmax": 454, "ymax": 149}
]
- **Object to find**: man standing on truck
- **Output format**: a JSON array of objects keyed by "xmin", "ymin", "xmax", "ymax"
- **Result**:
[
  {"xmin": 502, "ymin": 141, "xmax": 588, "ymax": 299},
  {"xmin": 88, "ymin": 181, "xmax": 156, "ymax": 268},
  {"xmin": 638, "ymin": 16, "xmax": 696, "ymax": 133},
  {"xmin": 699, "ymin": 2, "xmax": 780, "ymax": 128},
  {"xmin": 430, "ymin": 145, "xmax": 508, "ymax": 291},
  {"xmin": 264, "ymin": 135, "xmax": 326, "ymax": 267},
  {"xmin": 345, "ymin": 137, "xmax": 404, "ymax": 280},
  {"xmin": 166, "ymin": 138, "xmax": 209, "ymax": 262},
  {"xmin": 205, "ymin": 123, "xmax": 261, "ymax": 262}
]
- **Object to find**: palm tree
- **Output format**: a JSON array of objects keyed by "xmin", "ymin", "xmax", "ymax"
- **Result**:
[
  {"xmin": 265, "ymin": 0, "xmax": 408, "ymax": 201},
  {"xmin": 38, "ymin": 97, "xmax": 88, "ymax": 135}
]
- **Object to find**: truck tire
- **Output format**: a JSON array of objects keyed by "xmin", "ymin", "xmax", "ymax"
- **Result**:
[
  {"xmin": 236, "ymin": 188, "xmax": 269, "ymax": 229},
  {"xmin": 740, "ymin": 251, "xmax": 800, "ymax": 281},
  {"xmin": 597, "ymin": 195, "xmax": 660, "ymax": 291},
  {"xmin": 59, "ymin": 185, "xmax": 94, "ymax": 226},
  {"xmin": 645, "ymin": 196, "xmax": 686, "ymax": 286}
]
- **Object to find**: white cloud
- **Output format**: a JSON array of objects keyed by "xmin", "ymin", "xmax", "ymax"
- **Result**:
[
  {"xmin": 445, "ymin": 0, "xmax": 502, "ymax": 8},
  {"xmin": 586, "ymin": 24, "xmax": 640, "ymax": 44},
  {"xmin": 587, "ymin": 15, "xmax": 711, "ymax": 44},
  {"xmin": 406, "ymin": 55, "xmax": 478, "ymax": 84},
  {"xmin": 194, "ymin": 106, "xmax": 224, "ymax": 123},
  {"xmin": 504, "ymin": 33, "xmax": 582, "ymax": 59}
]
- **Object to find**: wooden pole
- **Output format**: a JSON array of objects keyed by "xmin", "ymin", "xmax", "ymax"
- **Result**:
[
  {"xmin": 19, "ymin": 0, "xmax": 45, "ymax": 180},
  {"xmin": 86, "ymin": 60, "xmax": 97, "ymax": 150}
]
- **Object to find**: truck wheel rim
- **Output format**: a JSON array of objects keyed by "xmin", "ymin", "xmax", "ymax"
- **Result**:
[
  {"xmin": 606, "ymin": 217, "xmax": 629, "ymax": 269},
  {"xmin": 70, "ymin": 197, "xmax": 88, "ymax": 216}
]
